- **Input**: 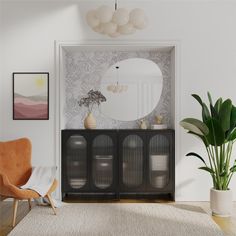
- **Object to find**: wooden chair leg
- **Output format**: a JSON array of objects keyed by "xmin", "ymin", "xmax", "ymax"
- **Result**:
[
  {"xmin": 28, "ymin": 198, "xmax": 32, "ymax": 210},
  {"xmin": 46, "ymin": 194, "xmax": 56, "ymax": 215},
  {"xmin": 12, "ymin": 199, "xmax": 19, "ymax": 227}
]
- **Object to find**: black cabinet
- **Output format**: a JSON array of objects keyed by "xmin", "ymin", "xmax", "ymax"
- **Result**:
[
  {"xmin": 62, "ymin": 129, "xmax": 175, "ymax": 200},
  {"xmin": 91, "ymin": 133, "xmax": 118, "ymax": 192},
  {"xmin": 146, "ymin": 131, "xmax": 175, "ymax": 194},
  {"xmin": 62, "ymin": 132, "xmax": 89, "ymax": 193},
  {"xmin": 119, "ymin": 131, "xmax": 146, "ymax": 192},
  {"xmin": 62, "ymin": 130, "xmax": 118, "ymax": 199}
]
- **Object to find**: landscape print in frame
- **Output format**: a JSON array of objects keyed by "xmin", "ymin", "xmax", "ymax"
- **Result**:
[{"xmin": 13, "ymin": 73, "xmax": 49, "ymax": 120}]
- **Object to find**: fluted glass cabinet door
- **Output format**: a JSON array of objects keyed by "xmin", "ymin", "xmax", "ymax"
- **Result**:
[
  {"xmin": 66, "ymin": 135, "xmax": 87, "ymax": 189},
  {"xmin": 122, "ymin": 135, "xmax": 143, "ymax": 188},
  {"xmin": 92, "ymin": 135, "xmax": 114, "ymax": 189},
  {"xmin": 149, "ymin": 135, "xmax": 169, "ymax": 189}
]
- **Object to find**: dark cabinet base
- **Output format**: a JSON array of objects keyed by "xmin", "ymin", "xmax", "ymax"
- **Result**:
[
  {"xmin": 62, "ymin": 129, "xmax": 175, "ymax": 201},
  {"xmin": 63, "ymin": 193, "xmax": 174, "ymax": 201}
]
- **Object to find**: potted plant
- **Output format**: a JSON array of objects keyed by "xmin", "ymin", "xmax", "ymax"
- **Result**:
[
  {"xmin": 78, "ymin": 89, "xmax": 106, "ymax": 129},
  {"xmin": 180, "ymin": 92, "xmax": 236, "ymax": 217}
]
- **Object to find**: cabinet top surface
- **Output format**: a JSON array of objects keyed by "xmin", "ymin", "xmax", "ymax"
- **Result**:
[{"xmin": 62, "ymin": 129, "xmax": 174, "ymax": 132}]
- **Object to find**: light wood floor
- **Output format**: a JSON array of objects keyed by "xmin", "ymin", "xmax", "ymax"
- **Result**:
[{"xmin": 0, "ymin": 200, "xmax": 235, "ymax": 236}]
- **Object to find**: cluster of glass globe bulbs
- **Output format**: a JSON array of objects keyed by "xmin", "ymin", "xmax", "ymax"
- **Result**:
[
  {"xmin": 86, "ymin": 5, "xmax": 148, "ymax": 37},
  {"xmin": 107, "ymin": 83, "xmax": 128, "ymax": 93},
  {"xmin": 106, "ymin": 66, "xmax": 128, "ymax": 93}
]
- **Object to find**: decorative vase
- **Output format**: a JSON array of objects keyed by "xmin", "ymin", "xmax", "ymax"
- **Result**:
[
  {"xmin": 84, "ymin": 112, "xmax": 96, "ymax": 129},
  {"xmin": 210, "ymin": 188, "xmax": 232, "ymax": 217},
  {"xmin": 138, "ymin": 119, "xmax": 148, "ymax": 129}
]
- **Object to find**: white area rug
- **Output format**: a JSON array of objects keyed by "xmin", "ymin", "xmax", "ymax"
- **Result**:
[{"xmin": 9, "ymin": 203, "xmax": 224, "ymax": 236}]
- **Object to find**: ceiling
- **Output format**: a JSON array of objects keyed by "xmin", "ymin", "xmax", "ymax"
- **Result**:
[
  {"xmin": 0, "ymin": 0, "xmax": 226, "ymax": 2},
  {"xmin": 0, "ymin": 0, "xmax": 155, "ymax": 2}
]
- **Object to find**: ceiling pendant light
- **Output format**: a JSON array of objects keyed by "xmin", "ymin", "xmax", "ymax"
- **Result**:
[
  {"xmin": 86, "ymin": 0, "xmax": 148, "ymax": 37},
  {"xmin": 107, "ymin": 66, "xmax": 128, "ymax": 93}
]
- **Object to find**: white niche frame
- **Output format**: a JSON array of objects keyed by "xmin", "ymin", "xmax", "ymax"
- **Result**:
[{"xmin": 54, "ymin": 41, "xmax": 181, "ymax": 200}]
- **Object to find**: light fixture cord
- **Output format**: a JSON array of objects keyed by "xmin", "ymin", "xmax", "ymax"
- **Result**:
[
  {"xmin": 116, "ymin": 66, "xmax": 119, "ymax": 86},
  {"xmin": 115, "ymin": 0, "xmax": 117, "ymax": 10}
]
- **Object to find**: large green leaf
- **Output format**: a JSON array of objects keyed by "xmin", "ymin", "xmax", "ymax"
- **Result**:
[
  {"xmin": 199, "ymin": 166, "xmax": 215, "ymax": 174},
  {"xmin": 230, "ymin": 160, "xmax": 236, "ymax": 172},
  {"xmin": 210, "ymin": 104, "xmax": 218, "ymax": 119},
  {"xmin": 230, "ymin": 165, "xmax": 236, "ymax": 172},
  {"xmin": 230, "ymin": 105, "xmax": 236, "ymax": 129},
  {"xmin": 205, "ymin": 118, "xmax": 225, "ymax": 146},
  {"xmin": 186, "ymin": 152, "xmax": 206, "ymax": 165},
  {"xmin": 219, "ymin": 171, "xmax": 227, "ymax": 177},
  {"xmin": 207, "ymin": 91, "xmax": 213, "ymax": 105},
  {"xmin": 192, "ymin": 94, "xmax": 203, "ymax": 106},
  {"xmin": 219, "ymin": 99, "xmax": 232, "ymax": 132},
  {"xmin": 214, "ymin": 98, "xmax": 222, "ymax": 114},
  {"xmin": 202, "ymin": 103, "xmax": 211, "ymax": 123},
  {"xmin": 191, "ymin": 93, "xmax": 211, "ymax": 122},
  {"xmin": 227, "ymin": 127, "xmax": 236, "ymax": 141},
  {"xmin": 180, "ymin": 118, "xmax": 209, "ymax": 136}
]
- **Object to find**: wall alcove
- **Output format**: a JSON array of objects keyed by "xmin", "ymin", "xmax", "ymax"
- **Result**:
[
  {"xmin": 55, "ymin": 42, "xmax": 179, "ymax": 200},
  {"xmin": 61, "ymin": 44, "xmax": 176, "ymax": 129}
]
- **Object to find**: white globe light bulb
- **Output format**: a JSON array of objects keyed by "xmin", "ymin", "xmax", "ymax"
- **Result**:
[
  {"xmin": 129, "ymin": 8, "xmax": 148, "ymax": 29},
  {"xmin": 102, "ymin": 22, "xmax": 117, "ymax": 35},
  {"xmin": 96, "ymin": 5, "xmax": 113, "ymax": 23},
  {"xmin": 112, "ymin": 8, "xmax": 129, "ymax": 26},
  {"xmin": 93, "ymin": 24, "xmax": 107, "ymax": 34},
  {"xmin": 114, "ymin": 86, "xmax": 119, "ymax": 93},
  {"xmin": 86, "ymin": 10, "xmax": 100, "ymax": 28},
  {"xmin": 107, "ymin": 85, "xmax": 112, "ymax": 91},
  {"xmin": 118, "ymin": 23, "xmax": 136, "ymax": 35},
  {"xmin": 109, "ymin": 31, "xmax": 120, "ymax": 38},
  {"xmin": 110, "ymin": 84, "xmax": 116, "ymax": 91}
]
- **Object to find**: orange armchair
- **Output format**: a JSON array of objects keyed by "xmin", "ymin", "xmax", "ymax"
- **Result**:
[{"xmin": 0, "ymin": 138, "xmax": 58, "ymax": 227}]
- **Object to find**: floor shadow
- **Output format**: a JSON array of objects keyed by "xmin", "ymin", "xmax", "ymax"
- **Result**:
[{"xmin": 170, "ymin": 204, "xmax": 206, "ymax": 214}]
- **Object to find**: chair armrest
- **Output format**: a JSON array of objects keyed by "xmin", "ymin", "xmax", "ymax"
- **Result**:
[
  {"xmin": 0, "ymin": 173, "xmax": 30, "ymax": 198},
  {"xmin": 0, "ymin": 172, "xmax": 22, "ymax": 197},
  {"xmin": 0, "ymin": 172, "xmax": 11, "ymax": 186}
]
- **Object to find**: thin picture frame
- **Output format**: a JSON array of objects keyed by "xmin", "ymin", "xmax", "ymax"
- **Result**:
[{"xmin": 13, "ymin": 72, "xmax": 49, "ymax": 120}]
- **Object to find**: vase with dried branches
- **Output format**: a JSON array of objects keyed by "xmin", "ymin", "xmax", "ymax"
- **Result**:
[{"xmin": 78, "ymin": 89, "xmax": 106, "ymax": 129}]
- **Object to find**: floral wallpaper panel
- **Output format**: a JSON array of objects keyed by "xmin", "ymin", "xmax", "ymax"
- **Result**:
[{"xmin": 63, "ymin": 50, "xmax": 172, "ymax": 129}]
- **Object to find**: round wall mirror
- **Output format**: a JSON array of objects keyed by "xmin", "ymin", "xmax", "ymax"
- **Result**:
[{"xmin": 100, "ymin": 58, "xmax": 163, "ymax": 121}]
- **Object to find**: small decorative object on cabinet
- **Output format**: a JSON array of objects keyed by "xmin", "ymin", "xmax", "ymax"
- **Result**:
[
  {"xmin": 151, "ymin": 124, "xmax": 167, "ymax": 130},
  {"xmin": 155, "ymin": 114, "xmax": 163, "ymax": 124},
  {"xmin": 138, "ymin": 119, "xmax": 148, "ymax": 129},
  {"xmin": 78, "ymin": 89, "xmax": 106, "ymax": 129},
  {"xmin": 84, "ymin": 112, "xmax": 96, "ymax": 129},
  {"xmin": 62, "ymin": 129, "xmax": 175, "ymax": 201},
  {"xmin": 180, "ymin": 92, "xmax": 236, "ymax": 217},
  {"xmin": 151, "ymin": 114, "xmax": 167, "ymax": 129}
]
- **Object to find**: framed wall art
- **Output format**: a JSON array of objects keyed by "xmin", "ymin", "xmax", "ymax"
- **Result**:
[{"xmin": 13, "ymin": 72, "xmax": 49, "ymax": 120}]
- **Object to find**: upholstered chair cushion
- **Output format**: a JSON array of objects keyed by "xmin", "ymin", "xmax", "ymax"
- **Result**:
[{"xmin": 0, "ymin": 138, "xmax": 32, "ymax": 187}]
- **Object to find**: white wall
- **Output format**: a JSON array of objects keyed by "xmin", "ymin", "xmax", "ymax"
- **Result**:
[
  {"xmin": 1, "ymin": 0, "xmax": 236, "ymax": 201},
  {"xmin": 1, "ymin": 2, "xmax": 85, "ymax": 166}
]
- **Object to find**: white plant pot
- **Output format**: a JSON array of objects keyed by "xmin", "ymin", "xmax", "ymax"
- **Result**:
[{"xmin": 210, "ymin": 188, "xmax": 233, "ymax": 217}]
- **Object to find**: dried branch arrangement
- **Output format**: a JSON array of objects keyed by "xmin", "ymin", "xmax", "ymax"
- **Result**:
[{"xmin": 78, "ymin": 89, "xmax": 106, "ymax": 112}]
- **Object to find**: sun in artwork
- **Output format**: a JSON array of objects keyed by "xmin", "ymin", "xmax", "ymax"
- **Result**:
[{"xmin": 35, "ymin": 76, "xmax": 45, "ymax": 88}]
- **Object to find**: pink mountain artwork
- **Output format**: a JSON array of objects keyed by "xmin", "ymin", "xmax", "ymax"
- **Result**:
[{"xmin": 14, "ymin": 93, "xmax": 48, "ymax": 119}]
